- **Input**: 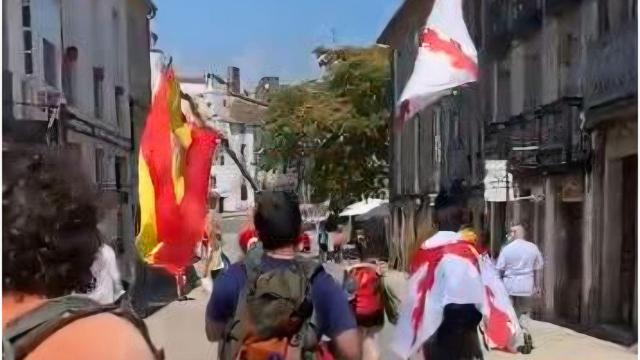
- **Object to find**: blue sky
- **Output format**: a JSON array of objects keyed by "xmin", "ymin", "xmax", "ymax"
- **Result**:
[{"xmin": 153, "ymin": 0, "xmax": 401, "ymax": 90}]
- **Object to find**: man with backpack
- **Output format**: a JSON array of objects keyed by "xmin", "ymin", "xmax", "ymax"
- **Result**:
[{"xmin": 206, "ymin": 191, "xmax": 361, "ymax": 360}]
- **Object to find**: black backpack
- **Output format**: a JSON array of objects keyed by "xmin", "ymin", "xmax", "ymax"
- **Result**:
[{"xmin": 2, "ymin": 295, "xmax": 164, "ymax": 360}]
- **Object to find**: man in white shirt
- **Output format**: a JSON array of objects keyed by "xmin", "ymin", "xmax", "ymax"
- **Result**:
[{"xmin": 496, "ymin": 225, "xmax": 543, "ymax": 352}]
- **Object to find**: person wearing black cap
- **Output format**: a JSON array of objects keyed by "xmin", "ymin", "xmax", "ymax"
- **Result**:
[{"xmin": 392, "ymin": 187, "xmax": 485, "ymax": 360}]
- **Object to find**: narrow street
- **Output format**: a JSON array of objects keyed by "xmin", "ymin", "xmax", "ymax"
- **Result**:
[
  {"xmin": 146, "ymin": 217, "xmax": 637, "ymax": 360},
  {"xmin": 3, "ymin": 1, "xmax": 637, "ymax": 359}
]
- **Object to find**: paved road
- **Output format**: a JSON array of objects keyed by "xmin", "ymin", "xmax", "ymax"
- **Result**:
[{"xmin": 146, "ymin": 216, "xmax": 637, "ymax": 360}]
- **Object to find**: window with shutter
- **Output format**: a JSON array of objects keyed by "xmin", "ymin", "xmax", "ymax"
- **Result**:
[{"xmin": 42, "ymin": 39, "xmax": 57, "ymax": 87}]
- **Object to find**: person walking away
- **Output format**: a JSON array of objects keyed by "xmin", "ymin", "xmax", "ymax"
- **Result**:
[
  {"xmin": 298, "ymin": 231, "xmax": 312, "ymax": 253},
  {"xmin": 343, "ymin": 255, "xmax": 399, "ymax": 360},
  {"xmin": 355, "ymin": 229, "xmax": 366, "ymax": 260},
  {"xmin": 206, "ymin": 191, "xmax": 360, "ymax": 360},
  {"xmin": 318, "ymin": 223, "xmax": 329, "ymax": 263},
  {"xmin": 2, "ymin": 151, "xmax": 162, "ymax": 359},
  {"xmin": 238, "ymin": 220, "xmax": 259, "ymax": 255},
  {"xmin": 496, "ymin": 225, "xmax": 543, "ymax": 354},
  {"xmin": 332, "ymin": 225, "xmax": 347, "ymax": 264},
  {"xmin": 84, "ymin": 243, "xmax": 125, "ymax": 305},
  {"xmin": 392, "ymin": 189, "xmax": 485, "ymax": 360},
  {"xmin": 203, "ymin": 211, "xmax": 227, "ymax": 292}
]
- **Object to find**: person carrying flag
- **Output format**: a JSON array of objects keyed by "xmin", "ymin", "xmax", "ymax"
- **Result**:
[
  {"xmin": 392, "ymin": 187, "xmax": 523, "ymax": 360},
  {"xmin": 405, "ymin": 190, "xmax": 484, "ymax": 359}
]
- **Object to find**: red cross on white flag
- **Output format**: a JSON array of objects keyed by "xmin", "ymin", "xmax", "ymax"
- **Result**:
[{"xmin": 396, "ymin": 0, "xmax": 478, "ymax": 124}]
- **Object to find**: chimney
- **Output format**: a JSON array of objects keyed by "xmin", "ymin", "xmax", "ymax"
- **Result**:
[
  {"xmin": 205, "ymin": 73, "xmax": 215, "ymax": 91},
  {"xmin": 227, "ymin": 66, "xmax": 240, "ymax": 94}
]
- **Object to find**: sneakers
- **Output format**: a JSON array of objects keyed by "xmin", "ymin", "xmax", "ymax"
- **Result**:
[{"xmin": 517, "ymin": 331, "xmax": 534, "ymax": 354}]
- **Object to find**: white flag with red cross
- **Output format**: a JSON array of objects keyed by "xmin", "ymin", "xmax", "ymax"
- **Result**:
[
  {"xmin": 390, "ymin": 231, "xmax": 523, "ymax": 359},
  {"xmin": 396, "ymin": 0, "xmax": 478, "ymax": 124}
]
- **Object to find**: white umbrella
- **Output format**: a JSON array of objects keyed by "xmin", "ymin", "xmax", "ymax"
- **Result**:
[{"xmin": 339, "ymin": 198, "xmax": 388, "ymax": 217}]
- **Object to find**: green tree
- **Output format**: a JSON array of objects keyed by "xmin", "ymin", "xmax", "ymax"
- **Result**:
[{"xmin": 262, "ymin": 46, "xmax": 391, "ymax": 212}]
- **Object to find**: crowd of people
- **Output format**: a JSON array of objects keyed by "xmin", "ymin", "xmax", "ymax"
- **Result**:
[{"xmin": 2, "ymin": 148, "xmax": 543, "ymax": 360}]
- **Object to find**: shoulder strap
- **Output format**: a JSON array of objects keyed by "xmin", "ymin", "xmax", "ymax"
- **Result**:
[
  {"xmin": 294, "ymin": 256, "xmax": 323, "ymax": 283},
  {"xmin": 244, "ymin": 242, "xmax": 265, "ymax": 287},
  {"xmin": 3, "ymin": 296, "xmax": 97, "ymax": 345},
  {"xmin": 3, "ymin": 295, "xmax": 164, "ymax": 360},
  {"xmin": 110, "ymin": 306, "xmax": 165, "ymax": 359}
]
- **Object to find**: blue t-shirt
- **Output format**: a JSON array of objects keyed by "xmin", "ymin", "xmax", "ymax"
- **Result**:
[{"xmin": 206, "ymin": 256, "xmax": 357, "ymax": 338}]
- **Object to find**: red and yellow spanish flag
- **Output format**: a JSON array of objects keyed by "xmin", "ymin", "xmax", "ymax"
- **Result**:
[{"xmin": 136, "ymin": 66, "xmax": 218, "ymax": 275}]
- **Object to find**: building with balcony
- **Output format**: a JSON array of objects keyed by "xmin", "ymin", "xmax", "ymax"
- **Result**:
[
  {"xmin": 379, "ymin": 0, "xmax": 636, "ymax": 343},
  {"xmin": 483, "ymin": 0, "xmax": 636, "ymax": 342}
]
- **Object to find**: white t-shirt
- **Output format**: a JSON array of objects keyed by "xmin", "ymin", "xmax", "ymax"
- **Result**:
[
  {"xmin": 86, "ymin": 245, "xmax": 124, "ymax": 304},
  {"xmin": 496, "ymin": 239, "xmax": 543, "ymax": 297}
]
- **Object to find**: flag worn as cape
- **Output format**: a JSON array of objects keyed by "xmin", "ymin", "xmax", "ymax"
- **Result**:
[
  {"xmin": 136, "ymin": 67, "xmax": 218, "ymax": 275},
  {"xmin": 396, "ymin": 0, "xmax": 478, "ymax": 123},
  {"xmin": 391, "ymin": 231, "xmax": 522, "ymax": 359}
]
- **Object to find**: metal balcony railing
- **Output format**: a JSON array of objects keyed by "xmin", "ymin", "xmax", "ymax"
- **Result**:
[
  {"xmin": 485, "ymin": 0, "xmax": 544, "ymax": 53},
  {"xmin": 584, "ymin": 21, "xmax": 638, "ymax": 109}
]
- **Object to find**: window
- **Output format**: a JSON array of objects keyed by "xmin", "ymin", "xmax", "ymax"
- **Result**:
[
  {"xmin": 22, "ymin": 2, "xmax": 32, "ymax": 75},
  {"xmin": 95, "ymin": 148, "xmax": 104, "ymax": 185},
  {"xmin": 43, "ymin": 39, "xmax": 56, "ymax": 87},
  {"xmin": 62, "ymin": 47, "xmax": 78, "ymax": 105},
  {"xmin": 240, "ymin": 144, "xmax": 246, "ymax": 157},
  {"xmin": 598, "ymin": 0, "xmax": 610, "ymax": 34},
  {"xmin": 208, "ymin": 194, "xmax": 217, "ymax": 210},
  {"xmin": 219, "ymin": 153, "xmax": 225, "ymax": 165},
  {"xmin": 112, "ymin": 9, "xmax": 122, "ymax": 83},
  {"xmin": 93, "ymin": 67, "xmax": 104, "ymax": 119},
  {"xmin": 115, "ymin": 156, "xmax": 127, "ymax": 190},
  {"xmin": 115, "ymin": 86, "xmax": 124, "ymax": 128},
  {"xmin": 218, "ymin": 197, "xmax": 225, "ymax": 213},
  {"xmin": 240, "ymin": 182, "xmax": 248, "ymax": 201}
]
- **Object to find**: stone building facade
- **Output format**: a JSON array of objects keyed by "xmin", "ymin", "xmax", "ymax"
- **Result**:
[
  {"xmin": 377, "ymin": 0, "xmax": 485, "ymax": 270},
  {"xmin": 379, "ymin": 0, "xmax": 636, "ymax": 342}
]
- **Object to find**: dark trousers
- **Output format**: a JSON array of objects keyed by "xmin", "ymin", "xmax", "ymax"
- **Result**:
[{"xmin": 423, "ymin": 304, "xmax": 483, "ymax": 360}]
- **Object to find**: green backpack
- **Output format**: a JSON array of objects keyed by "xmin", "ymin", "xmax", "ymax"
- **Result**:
[
  {"xmin": 2, "ymin": 295, "xmax": 164, "ymax": 360},
  {"xmin": 220, "ymin": 244, "xmax": 324, "ymax": 360}
]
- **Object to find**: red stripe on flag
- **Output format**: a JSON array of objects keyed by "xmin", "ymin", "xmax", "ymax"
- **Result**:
[
  {"xmin": 484, "ymin": 287, "xmax": 513, "ymax": 350},
  {"xmin": 140, "ymin": 69, "xmax": 218, "ymax": 274},
  {"xmin": 409, "ymin": 242, "xmax": 480, "ymax": 346},
  {"xmin": 421, "ymin": 28, "xmax": 478, "ymax": 78}
]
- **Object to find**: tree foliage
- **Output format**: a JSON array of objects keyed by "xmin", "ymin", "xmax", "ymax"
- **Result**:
[{"xmin": 261, "ymin": 46, "xmax": 391, "ymax": 212}]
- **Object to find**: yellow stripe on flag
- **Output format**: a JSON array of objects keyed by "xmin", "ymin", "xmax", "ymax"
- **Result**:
[
  {"xmin": 167, "ymin": 75, "xmax": 190, "ymax": 203},
  {"xmin": 135, "ymin": 155, "xmax": 159, "ymax": 257}
]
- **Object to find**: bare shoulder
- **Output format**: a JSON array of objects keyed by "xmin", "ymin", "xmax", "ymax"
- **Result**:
[{"xmin": 28, "ymin": 313, "xmax": 156, "ymax": 360}]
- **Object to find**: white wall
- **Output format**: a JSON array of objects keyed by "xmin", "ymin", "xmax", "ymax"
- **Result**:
[
  {"xmin": 4, "ymin": 0, "xmax": 63, "ymax": 120},
  {"xmin": 179, "ymin": 77, "xmax": 258, "ymax": 213},
  {"xmin": 213, "ymin": 124, "xmax": 256, "ymax": 212},
  {"xmin": 61, "ymin": 0, "xmax": 130, "ymax": 136}
]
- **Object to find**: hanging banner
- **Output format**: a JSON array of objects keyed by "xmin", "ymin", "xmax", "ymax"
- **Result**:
[{"xmin": 484, "ymin": 160, "xmax": 514, "ymax": 202}]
